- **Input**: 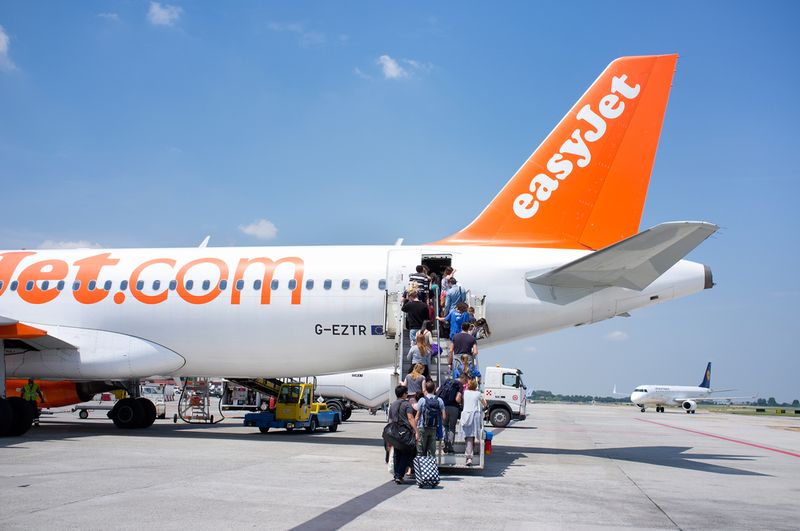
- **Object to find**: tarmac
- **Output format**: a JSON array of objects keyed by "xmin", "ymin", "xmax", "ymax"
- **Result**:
[{"xmin": 1, "ymin": 402, "xmax": 798, "ymax": 530}]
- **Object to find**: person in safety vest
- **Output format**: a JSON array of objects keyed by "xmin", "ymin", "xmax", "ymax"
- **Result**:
[{"xmin": 21, "ymin": 378, "xmax": 45, "ymax": 426}]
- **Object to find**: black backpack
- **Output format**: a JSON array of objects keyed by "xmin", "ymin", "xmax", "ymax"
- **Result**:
[
  {"xmin": 436, "ymin": 379, "xmax": 460, "ymax": 406},
  {"xmin": 422, "ymin": 397, "xmax": 442, "ymax": 428}
]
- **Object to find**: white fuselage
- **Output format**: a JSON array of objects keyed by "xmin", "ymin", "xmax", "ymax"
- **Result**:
[
  {"xmin": 630, "ymin": 385, "xmax": 711, "ymax": 407},
  {"xmin": 0, "ymin": 245, "xmax": 708, "ymax": 380}
]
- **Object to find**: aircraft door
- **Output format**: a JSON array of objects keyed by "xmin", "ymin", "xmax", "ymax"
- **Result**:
[{"xmin": 384, "ymin": 249, "xmax": 421, "ymax": 339}]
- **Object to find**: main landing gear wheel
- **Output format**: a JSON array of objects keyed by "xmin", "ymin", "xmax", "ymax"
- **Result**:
[
  {"xmin": 342, "ymin": 407, "xmax": 352, "ymax": 422},
  {"xmin": 137, "ymin": 398, "xmax": 157, "ymax": 428},
  {"xmin": 110, "ymin": 398, "xmax": 144, "ymax": 429},
  {"xmin": 7, "ymin": 397, "xmax": 35, "ymax": 436}
]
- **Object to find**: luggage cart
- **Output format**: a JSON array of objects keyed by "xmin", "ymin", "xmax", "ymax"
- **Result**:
[{"xmin": 174, "ymin": 377, "xmax": 218, "ymax": 424}]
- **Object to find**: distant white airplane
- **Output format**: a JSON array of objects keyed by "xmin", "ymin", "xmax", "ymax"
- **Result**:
[
  {"xmin": 1, "ymin": 54, "xmax": 719, "ymax": 436},
  {"xmin": 629, "ymin": 363, "xmax": 745, "ymax": 413}
]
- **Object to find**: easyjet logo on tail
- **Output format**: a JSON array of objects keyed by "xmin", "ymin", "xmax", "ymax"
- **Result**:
[
  {"xmin": 513, "ymin": 74, "xmax": 641, "ymax": 219},
  {"xmin": 0, "ymin": 251, "xmax": 305, "ymax": 306}
]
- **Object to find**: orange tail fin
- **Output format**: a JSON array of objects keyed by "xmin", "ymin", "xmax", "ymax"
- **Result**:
[{"xmin": 435, "ymin": 54, "xmax": 678, "ymax": 250}]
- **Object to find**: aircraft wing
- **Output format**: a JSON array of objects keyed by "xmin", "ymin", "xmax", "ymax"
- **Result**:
[
  {"xmin": 671, "ymin": 396, "xmax": 753, "ymax": 403},
  {"xmin": 527, "ymin": 221, "xmax": 719, "ymax": 290},
  {"xmin": 0, "ymin": 315, "xmax": 77, "ymax": 350}
]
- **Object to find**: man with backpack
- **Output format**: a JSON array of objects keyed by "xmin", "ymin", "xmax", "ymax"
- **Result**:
[
  {"xmin": 386, "ymin": 385, "xmax": 419, "ymax": 484},
  {"xmin": 437, "ymin": 375, "xmax": 464, "ymax": 454},
  {"xmin": 415, "ymin": 380, "xmax": 445, "ymax": 457}
]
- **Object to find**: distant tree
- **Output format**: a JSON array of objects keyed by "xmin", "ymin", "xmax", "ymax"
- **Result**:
[
  {"xmin": 756, "ymin": 398, "xmax": 767, "ymax": 406},
  {"xmin": 793, "ymin": 399, "xmax": 799, "ymax": 407},
  {"xmin": 767, "ymin": 397, "xmax": 777, "ymax": 406}
]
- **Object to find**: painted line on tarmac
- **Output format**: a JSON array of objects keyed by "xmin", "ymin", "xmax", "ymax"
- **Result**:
[{"xmin": 636, "ymin": 418, "xmax": 800, "ymax": 458}]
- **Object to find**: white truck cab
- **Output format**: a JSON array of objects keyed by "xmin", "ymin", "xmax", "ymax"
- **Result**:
[{"xmin": 483, "ymin": 365, "xmax": 527, "ymax": 427}]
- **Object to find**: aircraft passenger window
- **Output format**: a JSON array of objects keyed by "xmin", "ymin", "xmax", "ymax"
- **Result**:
[
  {"xmin": 253, "ymin": 280, "xmax": 262, "ymax": 290},
  {"xmin": 271, "ymin": 279, "xmax": 279, "ymax": 290},
  {"xmin": 324, "ymin": 279, "xmax": 332, "ymax": 290},
  {"xmin": 169, "ymin": 280, "xmax": 177, "ymax": 291},
  {"xmin": 25, "ymin": 280, "xmax": 33, "ymax": 291},
  {"xmin": 342, "ymin": 279, "xmax": 350, "ymax": 290},
  {"xmin": 153, "ymin": 280, "xmax": 161, "ymax": 290},
  {"xmin": 219, "ymin": 280, "xmax": 227, "ymax": 290},
  {"xmin": 10, "ymin": 281, "xmax": 18, "ymax": 291},
  {"xmin": 42, "ymin": 281, "xmax": 50, "ymax": 290},
  {"xmin": 0, "ymin": 280, "xmax": 3, "ymax": 290},
  {"xmin": 202, "ymin": 280, "xmax": 211, "ymax": 290},
  {"xmin": 88, "ymin": 280, "xmax": 97, "ymax": 291},
  {"xmin": 306, "ymin": 279, "xmax": 314, "ymax": 290},
  {"xmin": 57, "ymin": 280, "xmax": 65, "ymax": 291},
  {"xmin": 104, "ymin": 280, "xmax": 112, "ymax": 291},
  {"xmin": 120, "ymin": 280, "xmax": 128, "ymax": 291},
  {"xmin": 360, "ymin": 279, "xmax": 368, "ymax": 290},
  {"xmin": 136, "ymin": 280, "xmax": 144, "ymax": 291},
  {"xmin": 185, "ymin": 280, "xmax": 194, "ymax": 290},
  {"xmin": 378, "ymin": 279, "xmax": 386, "ymax": 290},
  {"xmin": 235, "ymin": 280, "xmax": 244, "ymax": 290},
  {"xmin": 288, "ymin": 279, "xmax": 297, "ymax": 291}
]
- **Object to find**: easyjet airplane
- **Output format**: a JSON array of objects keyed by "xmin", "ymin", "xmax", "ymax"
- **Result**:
[{"xmin": 0, "ymin": 54, "xmax": 718, "ymax": 436}]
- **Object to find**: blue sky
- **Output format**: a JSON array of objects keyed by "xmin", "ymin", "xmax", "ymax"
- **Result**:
[{"xmin": 1, "ymin": 2, "xmax": 798, "ymax": 401}]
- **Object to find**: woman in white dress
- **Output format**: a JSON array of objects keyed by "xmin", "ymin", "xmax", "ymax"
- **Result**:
[{"xmin": 459, "ymin": 378, "xmax": 487, "ymax": 466}]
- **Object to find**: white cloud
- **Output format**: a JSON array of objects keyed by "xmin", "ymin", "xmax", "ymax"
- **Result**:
[
  {"xmin": 268, "ymin": 22, "xmax": 325, "ymax": 48},
  {"xmin": 147, "ymin": 2, "xmax": 183, "ymax": 27},
  {"xmin": 353, "ymin": 67, "xmax": 371, "ymax": 80},
  {"xmin": 239, "ymin": 219, "xmax": 278, "ymax": 240},
  {"xmin": 0, "ymin": 25, "xmax": 17, "ymax": 72},
  {"xmin": 39, "ymin": 240, "xmax": 103, "ymax": 249},
  {"xmin": 605, "ymin": 331, "xmax": 629, "ymax": 342},
  {"xmin": 98, "ymin": 12, "xmax": 120, "ymax": 22},
  {"xmin": 402, "ymin": 59, "xmax": 432, "ymax": 71},
  {"xmin": 377, "ymin": 55, "xmax": 407, "ymax": 79}
]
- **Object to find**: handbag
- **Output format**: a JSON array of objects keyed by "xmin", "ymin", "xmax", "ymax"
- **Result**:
[{"xmin": 382, "ymin": 421, "xmax": 416, "ymax": 453}]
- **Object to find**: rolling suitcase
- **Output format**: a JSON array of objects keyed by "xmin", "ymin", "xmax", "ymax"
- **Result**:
[{"xmin": 413, "ymin": 455, "xmax": 440, "ymax": 488}]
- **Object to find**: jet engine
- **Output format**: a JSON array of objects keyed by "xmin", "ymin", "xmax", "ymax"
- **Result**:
[{"xmin": 682, "ymin": 400, "xmax": 697, "ymax": 413}]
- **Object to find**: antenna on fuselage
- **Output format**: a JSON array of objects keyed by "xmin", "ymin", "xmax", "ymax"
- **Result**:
[{"xmin": 199, "ymin": 235, "xmax": 211, "ymax": 248}]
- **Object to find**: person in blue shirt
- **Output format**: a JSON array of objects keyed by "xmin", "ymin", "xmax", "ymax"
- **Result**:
[
  {"xmin": 437, "ymin": 301, "xmax": 470, "ymax": 340},
  {"xmin": 443, "ymin": 277, "xmax": 466, "ymax": 316}
]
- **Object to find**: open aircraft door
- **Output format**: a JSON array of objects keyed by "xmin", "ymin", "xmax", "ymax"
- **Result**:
[{"xmin": 384, "ymin": 249, "xmax": 421, "ymax": 339}]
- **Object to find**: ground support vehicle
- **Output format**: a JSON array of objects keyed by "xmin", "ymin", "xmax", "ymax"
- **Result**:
[
  {"xmin": 483, "ymin": 366, "xmax": 527, "ymax": 428},
  {"xmin": 243, "ymin": 380, "xmax": 341, "ymax": 433},
  {"xmin": 174, "ymin": 377, "xmax": 217, "ymax": 424}
]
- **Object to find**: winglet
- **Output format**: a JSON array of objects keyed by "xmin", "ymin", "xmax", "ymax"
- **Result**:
[{"xmin": 433, "ymin": 54, "xmax": 678, "ymax": 249}]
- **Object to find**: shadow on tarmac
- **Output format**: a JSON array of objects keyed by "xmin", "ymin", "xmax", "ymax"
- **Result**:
[
  {"xmin": 2, "ymin": 420, "xmax": 768, "ymax": 478},
  {"xmin": 499, "ymin": 444, "xmax": 769, "ymax": 477}
]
